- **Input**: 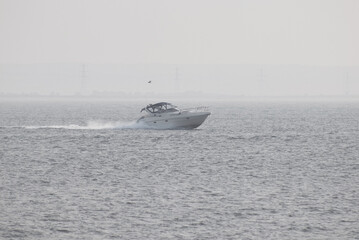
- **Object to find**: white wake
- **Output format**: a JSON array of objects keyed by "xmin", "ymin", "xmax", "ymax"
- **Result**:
[{"xmin": 20, "ymin": 120, "xmax": 147, "ymax": 130}]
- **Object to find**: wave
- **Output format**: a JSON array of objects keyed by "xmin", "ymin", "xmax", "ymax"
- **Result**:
[{"xmin": 3, "ymin": 120, "xmax": 148, "ymax": 130}]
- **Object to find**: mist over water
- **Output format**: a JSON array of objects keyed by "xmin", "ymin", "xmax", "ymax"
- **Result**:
[
  {"xmin": 1, "ymin": 100, "xmax": 358, "ymax": 239},
  {"xmin": 1, "ymin": 64, "xmax": 359, "ymax": 97}
]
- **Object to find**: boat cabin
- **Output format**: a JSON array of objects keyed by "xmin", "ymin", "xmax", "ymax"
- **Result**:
[{"xmin": 141, "ymin": 102, "xmax": 179, "ymax": 114}]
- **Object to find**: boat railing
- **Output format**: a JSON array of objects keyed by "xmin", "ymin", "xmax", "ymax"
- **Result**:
[{"xmin": 181, "ymin": 106, "xmax": 209, "ymax": 112}]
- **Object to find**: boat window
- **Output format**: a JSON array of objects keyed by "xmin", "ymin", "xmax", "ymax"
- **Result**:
[{"xmin": 144, "ymin": 102, "xmax": 179, "ymax": 113}]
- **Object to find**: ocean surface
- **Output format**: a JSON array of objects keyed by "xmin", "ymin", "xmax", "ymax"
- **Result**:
[{"xmin": 0, "ymin": 100, "xmax": 358, "ymax": 240}]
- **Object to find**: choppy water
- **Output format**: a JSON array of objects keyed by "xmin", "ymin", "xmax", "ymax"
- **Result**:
[{"xmin": 1, "ymin": 100, "xmax": 358, "ymax": 240}]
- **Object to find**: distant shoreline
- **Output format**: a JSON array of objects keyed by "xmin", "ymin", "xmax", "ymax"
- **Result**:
[{"xmin": 1, "ymin": 94, "xmax": 359, "ymax": 102}]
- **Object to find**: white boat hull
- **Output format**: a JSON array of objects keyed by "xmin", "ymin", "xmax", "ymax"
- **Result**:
[{"xmin": 137, "ymin": 112, "xmax": 210, "ymax": 129}]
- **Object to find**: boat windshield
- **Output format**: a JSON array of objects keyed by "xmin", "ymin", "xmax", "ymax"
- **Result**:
[{"xmin": 142, "ymin": 102, "xmax": 179, "ymax": 113}]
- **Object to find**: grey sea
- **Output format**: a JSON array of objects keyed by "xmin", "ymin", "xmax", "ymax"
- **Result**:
[{"xmin": 1, "ymin": 100, "xmax": 358, "ymax": 240}]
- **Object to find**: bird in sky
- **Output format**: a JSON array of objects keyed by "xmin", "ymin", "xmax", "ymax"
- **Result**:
[{"xmin": 148, "ymin": 81, "xmax": 152, "ymax": 83}]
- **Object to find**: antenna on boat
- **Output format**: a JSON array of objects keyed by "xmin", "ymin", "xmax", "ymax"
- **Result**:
[{"xmin": 174, "ymin": 67, "xmax": 179, "ymax": 93}]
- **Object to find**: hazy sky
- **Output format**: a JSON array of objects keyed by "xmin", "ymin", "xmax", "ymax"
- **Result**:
[
  {"xmin": 1, "ymin": 0, "xmax": 359, "ymax": 96},
  {"xmin": 1, "ymin": 0, "xmax": 358, "ymax": 66}
]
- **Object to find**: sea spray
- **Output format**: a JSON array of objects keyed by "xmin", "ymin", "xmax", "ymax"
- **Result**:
[{"xmin": 19, "ymin": 120, "xmax": 147, "ymax": 130}]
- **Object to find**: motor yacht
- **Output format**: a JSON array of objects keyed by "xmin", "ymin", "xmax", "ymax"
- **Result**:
[{"xmin": 137, "ymin": 102, "xmax": 210, "ymax": 129}]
